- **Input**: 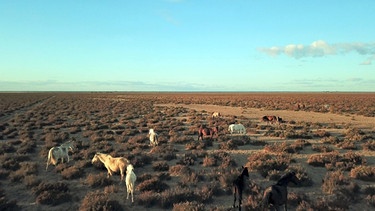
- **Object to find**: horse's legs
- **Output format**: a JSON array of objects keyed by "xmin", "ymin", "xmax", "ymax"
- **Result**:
[
  {"xmin": 238, "ymin": 190, "xmax": 242, "ymax": 211},
  {"xmin": 233, "ymin": 186, "xmax": 237, "ymax": 208}
]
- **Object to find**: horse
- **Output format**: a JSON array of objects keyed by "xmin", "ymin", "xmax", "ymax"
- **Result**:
[
  {"xmin": 262, "ymin": 116, "xmax": 282, "ymax": 125},
  {"xmin": 198, "ymin": 125, "xmax": 218, "ymax": 141},
  {"xmin": 261, "ymin": 171, "xmax": 299, "ymax": 211},
  {"xmin": 46, "ymin": 139, "xmax": 76, "ymax": 171},
  {"xmin": 148, "ymin": 129, "xmax": 159, "ymax": 146},
  {"xmin": 228, "ymin": 124, "xmax": 246, "ymax": 135},
  {"xmin": 91, "ymin": 152, "xmax": 129, "ymax": 182},
  {"xmin": 233, "ymin": 166, "xmax": 249, "ymax": 210},
  {"xmin": 126, "ymin": 164, "xmax": 137, "ymax": 203},
  {"xmin": 212, "ymin": 112, "xmax": 221, "ymax": 118}
]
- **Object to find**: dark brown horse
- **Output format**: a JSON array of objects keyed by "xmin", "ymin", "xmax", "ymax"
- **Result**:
[
  {"xmin": 198, "ymin": 125, "xmax": 218, "ymax": 141},
  {"xmin": 262, "ymin": 116, "xmax": 282, "ymax": 125},
  {"xmin": 233, "ymin": 166, "xmax": 249, "ymax": 210},
  {"xmin": 261, "ymin": 172, "xmax": 299, "ymax": 211}
]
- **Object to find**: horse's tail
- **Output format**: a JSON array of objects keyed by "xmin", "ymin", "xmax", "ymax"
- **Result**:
[
  {"xmin": 46, "ymin": 147, "xmax": 56, "ymax": 170},
  {"xmin": 155, "ymin": 133, "xmax": 159, "ymax": 145}
]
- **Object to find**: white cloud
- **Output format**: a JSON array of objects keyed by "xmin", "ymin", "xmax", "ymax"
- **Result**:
[{"xmin": 259, "ymin": 40, "xmax": 375, "ymax": 64}]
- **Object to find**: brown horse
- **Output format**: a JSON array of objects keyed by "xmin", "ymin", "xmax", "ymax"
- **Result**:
[
  {"xmin": 261, "ymin": 172, "xmax": 299, "ymax": 211},
  {"xmin": 262, "ymin": 116, "xmax": 282, "ymax": 125},
  {"xmin": 198, "ymin": 125, "xmax": 218, "ymax": 141}
]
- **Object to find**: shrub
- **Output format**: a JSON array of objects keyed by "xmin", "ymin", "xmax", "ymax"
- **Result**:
[
  {"xmin": 61, "ymin": 166, "xmax": 83, "ymax": 180},
  {"xmin": 33, "ymin": 182, "xmax": 71, "ymax": 205},
  {"xmin": 350, "ymin": 166, "xmax": 375, "ymax": 181},
  {"xmin": 85, "ymin": 173, "xmax": 112, "ymax": 188},
  {"xmin": 137, "ymin": 190, "xmax": 160, "ymax": 208},
  {"xmin": 363, "ymin": 140, "xmax": 375, "ymax": 151},
  {"xmin": 173, "ymin": 201, "xmax": 205, "ymax": 211},
  {"xmin": 152, "ymin": 161, "xmax": 169, "ymax": 171},
  {"xmin": 0, "ymin": 188, "xmax": 18, "ymax": 210},
  {"xmin": 311, "ymin": 144, "xmax": 333, "ymax": 153},
  {"xmin": 169, "ymin": 165, "xmax": 192, "ymax": 177},
  {"xmin": 136, "ymin": 178, "xmax": 169, "ymax": 193},
  {"xmin": 79, "ymin": 191, "xmax": 123, "ymax": 211},
  {"xmin": 247, "ymin": 152, "xmax": 291, "ymax": 177},
  {"xmin": 9, "ymin": 162, "xmax": 38, "ymax": 182}
]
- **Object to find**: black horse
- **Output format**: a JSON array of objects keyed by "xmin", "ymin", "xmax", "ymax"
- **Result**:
[
  {"xmin": 261, "ymin": 171, "xmax": 299, "ymax": 211},
  {"xmin": 233, "ymin": 166, "xmax": 249, "ymax": 210}
]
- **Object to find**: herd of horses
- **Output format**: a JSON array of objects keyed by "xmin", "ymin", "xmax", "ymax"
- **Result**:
[
  {"xmin": 46, "ymin": 140, "xmax": 137, "ymax": 204},
  {"xmin": 45, "ymin": 111, "xmax": 291, "ymax": 209}
]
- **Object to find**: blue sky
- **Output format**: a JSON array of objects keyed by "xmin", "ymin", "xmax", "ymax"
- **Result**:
[{"xmin": 1, "ymin": 0, "xmax": 374, "ymax": 92}]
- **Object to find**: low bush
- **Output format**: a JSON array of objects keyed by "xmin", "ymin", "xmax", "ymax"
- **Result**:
[
  {"xmin": 246, "ymin": 152, "xmax": 291, "ymax": 177},
  {"xmin": 363, "ymin": 140, "xmax": 375, "ymax": 151},
  {"xmin": 79, "ymin": 191, "xmax": 123, "ymax": 211},
  {"xmin": 85, "ymin": 173, "xmax": 112, "ymax": 188},
  {"xmin": 350, "ymin": 166, "xmax": 375, "ymax": 181},
  {"xmin": 33, "ymin": 182, "xmax": 71, "ymax": 205},
  {"xmin": 136, "ymin": 177, "xmax": 169, "ymax": 193},
  {"xmin": 173, "ymin": 201, "xmax": 205, "ymax": 211}
]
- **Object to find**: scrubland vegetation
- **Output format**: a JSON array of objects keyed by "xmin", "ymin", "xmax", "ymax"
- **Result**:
[{"xmin": 0, "ymin": 92, "xmax": 374, "ymax": 210}]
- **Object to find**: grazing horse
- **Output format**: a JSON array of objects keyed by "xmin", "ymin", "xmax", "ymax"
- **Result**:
[
  {"xmin": 261, "ymin": 172, "xmax": 299, "ymax": 211},
  {"xmin": 228, "ymin": 124, "xmax": 246, "ymax": 135},
  {"xmin": 148, "ymin": 129, "xmax": 159, "ymax": 146},
  {"xmin": 46, "ymin": 139, "xmax": 75, "ymax": 170},
  {"xmin": 126, "ymin": 164, "xmax": 137, "ymax": 203},
  {"xmin": 262, "ymin": 116, "xmax": 282, "ymax": 125},
  {"xmin": 91, "ymin": 152, "xmax": 129, "ymax": 181},
  {"xmin": 233, "ymin": 166, "xmax": 249, "ymax": 210},
  {"xmin": 212, "ymin": 112, "xmax": 221, "ymax": 118},
  {"xmin": 198, "ymin": 125, "xmax": 218, "ymax": 141}
]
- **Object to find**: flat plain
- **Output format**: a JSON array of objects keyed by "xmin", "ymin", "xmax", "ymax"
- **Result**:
[{"xmin": 0, "ymin": 92, "xmax": 374, "ymax": 211}]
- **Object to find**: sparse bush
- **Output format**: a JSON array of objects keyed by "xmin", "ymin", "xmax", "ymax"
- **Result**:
[
  {"xmin": 0, "ymin": 188, "xmax": 18, "ymax": 210},
  {"xmin": 33, "ymin": 182, "xmax": 71, "ymax": 205},
  {"xmin": 363, "ymin": 140, "xmax": 375, "ymax": 151},
  {"xmin": 350, "ymin": 166, "xmax": 375, "ymax": 181},
  {"xmin": 247, "ymin": 152, "xmax": 291, "ymax": 177},
  {"xmin": 311, "ymin": 144, "xmax": 333, "ymax": 152},
  {"xmin": 79, "ymin": 191, "xmax": 123, "ymax": 211},
  {"xmin": 136, "ymin": 178, "xmax": 169, "ymax": 193},
  {"xmin": 61, "ymin": 166, "xmax": 83, "ymax": 180},
  {"xmin": 85, "ymin": 173, "xmax": 112, "ymax": 188},
  {"xmin": 173, "ymin": 201, "xmax": 205, "ymax": 211},
  {"xmin": 152, "ymin": 161, "xmax": 169, "ymax": 171},
  {"xmin": 137, "ymin": 190, "xmax": 160, "ymax": 207}
]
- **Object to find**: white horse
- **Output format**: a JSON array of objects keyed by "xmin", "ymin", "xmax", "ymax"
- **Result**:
[
  {"xmin": 91, "ymin": 152, "xmax": 129, "ymax": 181},
  {"xmin": 46, "ymin": 140, "xmax": 75, "ymax": 170},
  {"xmin": 126, "ymin": 164, "xmax": 137, "ymax": 203},
  {"xmin": 228, "ymin": 124, "xmax": 246, "ymax": 135},
  {"xmin": 148, "ymin": 129, "xmax": 159, "ymax": 146}
]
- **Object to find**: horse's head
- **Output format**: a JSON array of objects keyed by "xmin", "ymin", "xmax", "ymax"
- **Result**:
[
  {"xmin": 278, "ymin": 171, "xmax": 299, "ymax": 186},
  {"xmin": 91, "ymin": 153, "xmax": 100, "ymax": 164},
  {"xmin": 127, "ymin": 164, "xmax": 134, "ymax": 173},
  {"xmin": 241, "ymin": 166, "xmax": 249, "ymax": 177}
]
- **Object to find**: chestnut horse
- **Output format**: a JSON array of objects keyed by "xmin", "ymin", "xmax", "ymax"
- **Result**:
[
  {"xmin": 198, "ymin": 125, "xmax": 218, "ymax": 141},
  {"xmin": 262, "ymin": 116, "xmax": 282, "ymax": 125}
]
